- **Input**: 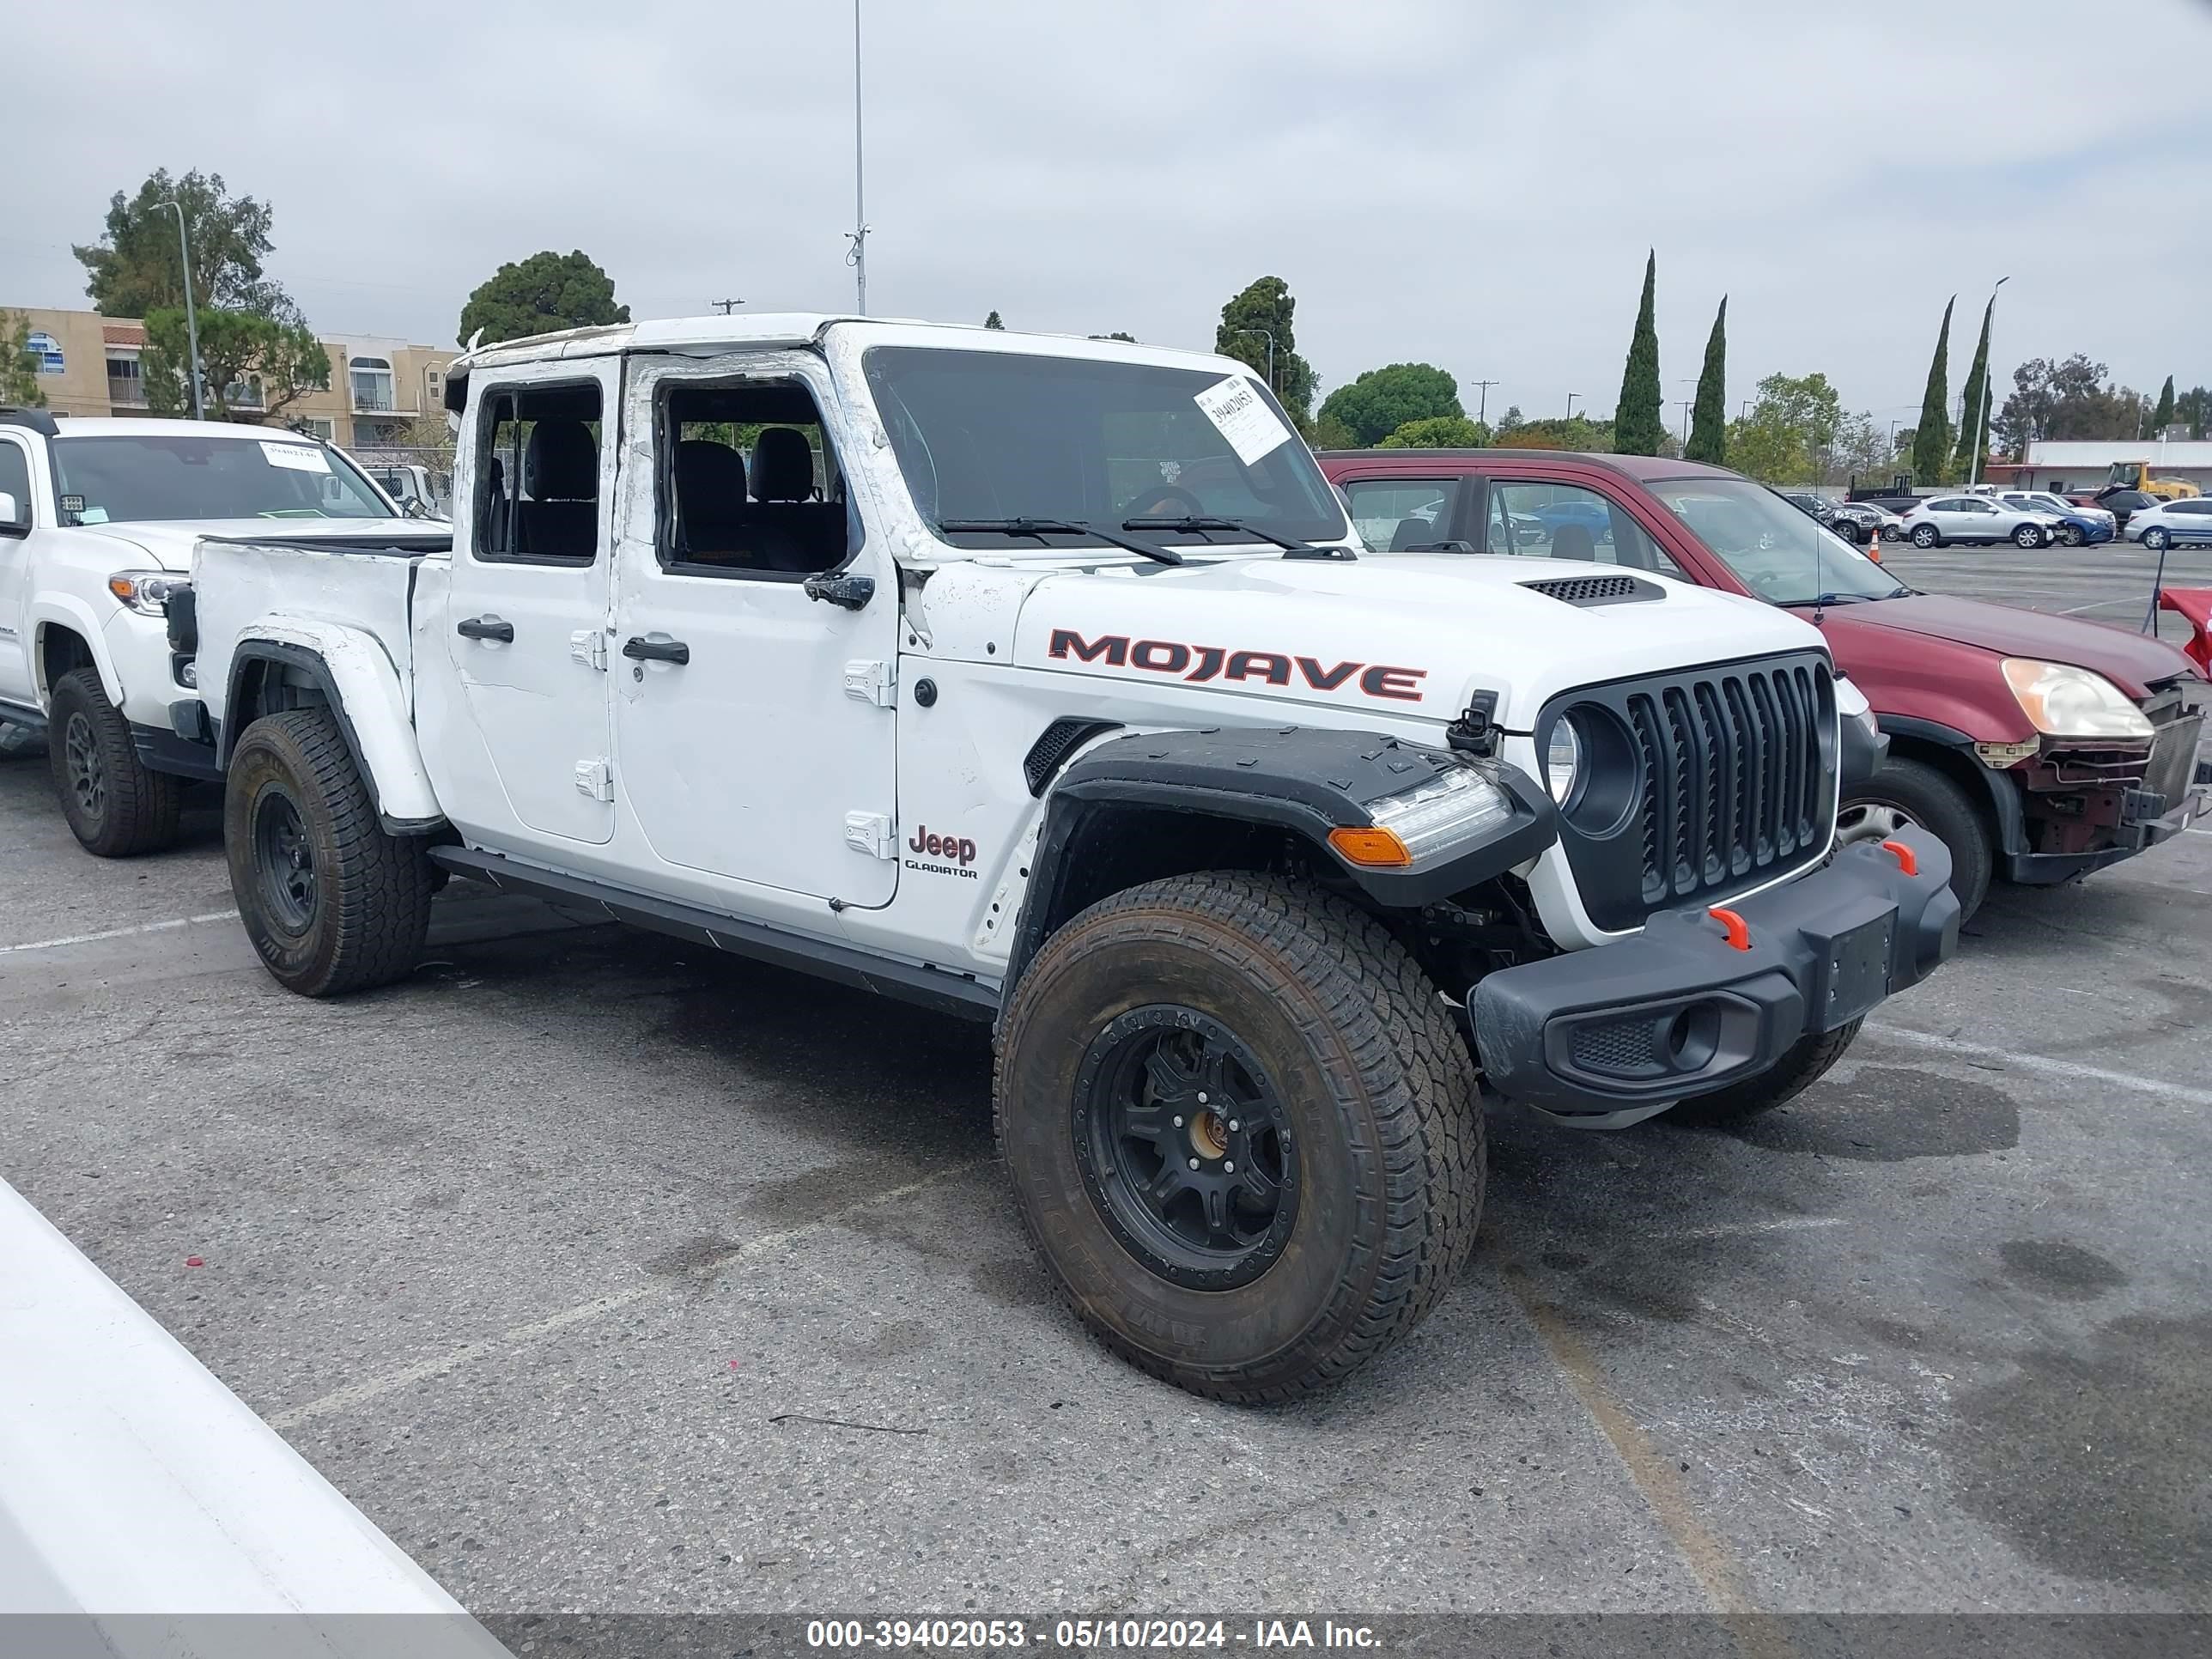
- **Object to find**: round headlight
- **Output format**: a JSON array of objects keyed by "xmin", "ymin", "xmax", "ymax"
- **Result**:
[{"xmin": 1545, "ymin": 717, "xmax": 1583, "ymax": 805}]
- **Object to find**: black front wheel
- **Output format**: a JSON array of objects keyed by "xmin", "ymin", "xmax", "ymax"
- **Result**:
[
  {"xmin": 1838, "ymin": 757, "xmax": 1992, "ymax": 921},
  {"xmin": 225, "ymin": 708, "xmax": 434, "ymax": 996},
  {"xmin": 996, "ymin": 871, "xmax": 1484, "ymax": 1403},
  {"xmin": 46, "ymin": 668, "xmax": 182, "ymax": 856}
]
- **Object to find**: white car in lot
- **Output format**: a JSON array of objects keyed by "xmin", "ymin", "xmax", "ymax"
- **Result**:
[
  {"xmin": 2125, "ymin": 496, "xmax": 2212, "ymax": 551},
  {"xmin": 0, "ymin": 412, "xmax": 443, "ymax": 854},
  {"xmin": 1896, "ymin": 492, "xmax": 2063, "ymax": 550}
]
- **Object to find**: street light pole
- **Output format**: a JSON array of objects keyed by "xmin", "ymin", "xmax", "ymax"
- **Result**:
[
  {"xmin": 156, "ymin": 199, "xmax": 204, "ymax": 421},
  {"xmin": 1565, "ymin": 392, "xmax": 1581, "ymax": 419},
  {"xmin": 1968, "ymin": 275, "xmax": 2009, "ymax": 487},
  {"xmin": 1230, "ymin": 326, "xmax": 1275, "ymax": 394},
  {"xmin": 845, "ymin": 0, "xmax": 869, "ymax": 314}
]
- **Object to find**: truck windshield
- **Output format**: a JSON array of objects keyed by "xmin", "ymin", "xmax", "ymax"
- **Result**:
[
  {"xmin": 51, "ymin": 434, "xmax": 394, "ymax": 525},
  {"xmin": 1648, "ymin": 477, "xmax": 1905, "ymax": 605},
  {"xmin": 862, "ymin": 347, "xmax": 1347, "ymax": 550}
]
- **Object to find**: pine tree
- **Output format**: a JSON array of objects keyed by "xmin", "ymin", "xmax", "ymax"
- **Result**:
[
  {"xmin": 1912, "ymin": 297, "xmax": 1954, "ymax": 485},
  {"xmin": 1950, "ymin": 295, "xmax": 1995, "ymax": 480},
  {"xmin": 1685, "ymin": 296, "xmax": 1727, "ymax": 465},
  {"xmin": 2151, "ymin": 374, "xmax": 2175, "ymax": 436},
  {"xmin": 1612, "ymin": 251, "xmax": 1664, "ymax": 456},
  {"xmin": 982, "ymin": 310, "xmax": 1004, "ymax": 330}
]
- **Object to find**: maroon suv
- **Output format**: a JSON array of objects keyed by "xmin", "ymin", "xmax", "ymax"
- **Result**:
[{"xmin": 1320, "ymin": 449, "xmax": 2210, "ymax": 919}]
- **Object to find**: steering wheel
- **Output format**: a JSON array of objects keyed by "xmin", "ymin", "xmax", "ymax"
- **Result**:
[{"xmin": 1121, "ymin": 483, "xmax": 1206, "ymax": 520}]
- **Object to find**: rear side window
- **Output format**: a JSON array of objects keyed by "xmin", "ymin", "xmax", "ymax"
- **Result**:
[
  {"xmin": 476, "ymin": 382, "xmax": 604, "ymax": 565},
  {"xmin": 1343, "ymin": 479, "xmax": 1458, "ymax": 550},
  {"xmin": 0, "ymin": 440, "xmax": 29, "ymax": 520}
]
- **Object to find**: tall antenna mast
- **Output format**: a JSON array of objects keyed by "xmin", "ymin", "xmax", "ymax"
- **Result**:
[{"xmin": 846, "ymin": 0, "xmax": 869, "ymax": 313}]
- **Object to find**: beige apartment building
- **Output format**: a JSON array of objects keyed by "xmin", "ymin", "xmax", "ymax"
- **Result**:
[{"xmin": 7, "ymin": 305, "xmax": 456, "ymax": 450}]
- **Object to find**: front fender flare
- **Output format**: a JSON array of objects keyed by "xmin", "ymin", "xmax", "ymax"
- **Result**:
[
  {"xmin": 222, "ymin": 625, "xmax": 442, "ymax": 832},
  {"xmin": 1002, "ymin": 725, "xmax": 1558, "ymax": 994},
  {"xmin": 31, "ymin": 593, "xmax": 125, "ymax": 705}
]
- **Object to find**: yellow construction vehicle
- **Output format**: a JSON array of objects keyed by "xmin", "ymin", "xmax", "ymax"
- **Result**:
[{"xmin": 2101, "ymin": 460, "xmax": 2201, "ymax": 501}]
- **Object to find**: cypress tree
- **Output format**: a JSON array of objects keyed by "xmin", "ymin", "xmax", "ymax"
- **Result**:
[
  {"xmin": 1912, "ymin": 297, "xmax": 1954, "ymax": 485},
  {"xmin": 1685, "ymin": 296, "xmax": 1728, "ymax": 465},
  {"xmin": 1613, "ymin": 251, "xmax": 1664, "ymax": 456},
  {"xmin": 2151, "ymin": 374, "xmax": 2175, "ymax": 436},
  {"xmin": 1950, "ymin": 296, "xmax": 1995, "ymax": 480},
  {"xmin": 982, "ymin": 310, "xmax": 1004, "ymax": 330}
]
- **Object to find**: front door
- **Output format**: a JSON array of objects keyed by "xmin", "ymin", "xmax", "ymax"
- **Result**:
[
  {"xmin": 417, "ymin": 357, "xmax": 620, "ymax": 848},
  {"xmin": 608, "ymin": 352, "xmax": 899, "ymax": 907},
  {"xmin": 0, "ymin": 434, "xmax": 36, "ymax": 707}
]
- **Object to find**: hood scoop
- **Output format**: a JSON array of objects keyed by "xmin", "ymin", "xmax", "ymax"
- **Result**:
[{"xmin": 1517, "ymin": 573, "xmax": 1663, "ymax": 607}]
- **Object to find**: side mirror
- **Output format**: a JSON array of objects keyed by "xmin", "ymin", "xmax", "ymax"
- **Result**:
[{"xmin": 0, "ymin": 491, "xmax": 26, "ymax": 538}]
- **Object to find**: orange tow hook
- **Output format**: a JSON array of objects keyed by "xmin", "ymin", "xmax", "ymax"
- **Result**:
[
  {"xmin": 1880, "ymin": 838, "xmax": 1918, "ymax": 876},
  {"xmin": 1707, "ymin": 906, "xmax": 1751, "ymax": 951}
]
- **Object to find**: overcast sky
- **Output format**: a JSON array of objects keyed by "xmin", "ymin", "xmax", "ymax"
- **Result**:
[{"xmin": 7, "ymin": 0, "xmax": 2208, "ymax": 425}]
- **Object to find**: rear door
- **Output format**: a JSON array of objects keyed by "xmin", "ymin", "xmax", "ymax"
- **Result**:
[{"xmin": 414, "ymin": 357, "xmax": 620, "ymax": 848}]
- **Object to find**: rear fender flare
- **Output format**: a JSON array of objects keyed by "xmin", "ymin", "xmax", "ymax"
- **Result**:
[{"xmin": 221, "ymin": 625, "xmax": 442, "ymax": 832}]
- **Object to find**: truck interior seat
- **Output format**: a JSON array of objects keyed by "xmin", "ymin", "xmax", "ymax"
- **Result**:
[
  {"xmin": 749, "ymin": 426, "xmax": 848, "ymax": 572},
  {"xmin": 672, "ymin": 440, "xmax": 749, "ymax": 560},
  {"xmin": 1389, "ymin": 517, "xmax": 1439, "ymax": 551},
  {"xmin": 1549, "ymin": 524, "xmax": 1598, "ymax": 562},
  {"xmin": 519, "ymin": 421, "xmax": 599, "ymax": 559}
]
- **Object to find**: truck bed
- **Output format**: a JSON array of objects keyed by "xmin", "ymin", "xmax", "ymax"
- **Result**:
[{"xmin": 191, "ymin": 532, "xmax": 448, "ymax": 730}]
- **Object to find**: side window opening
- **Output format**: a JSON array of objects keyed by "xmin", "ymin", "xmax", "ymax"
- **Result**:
[
  {"xmin": 475, "ymin": 382, "xmax": 604, "ymax": 565},
  {"xmin": 1342, "ymin": 479, "xmax": 1457, "ymax": 551},
  {"xmin": 660, "ymin": 380, "xmax": 854, "ymax": 579},
  {"xmin": 1482, "ymin": 480, "xmax": 1685, "ymax": 577}
]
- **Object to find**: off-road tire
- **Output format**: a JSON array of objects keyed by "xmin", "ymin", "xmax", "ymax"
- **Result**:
[
  {"xmin": 1839, "ymin": 755, "xmax": 1992, "ymax": 921},
  {"xmin": 994, "ymin": 871, "xmax": 1484, "ymax": 1404},
  {"xmin": 46, "ymin": 668, "xmax": 183, "ymax": 856},
  {"xmin": 225, "ymin": 708, "xmax": 433, "ymax": 996},
  {"xmin": 1665, "ymin": 1019, "xmax": 1862, "ymax": 1126},
  {"xmin": 0, "ymin": 720, "xmax": 45, "ymax": 759}
]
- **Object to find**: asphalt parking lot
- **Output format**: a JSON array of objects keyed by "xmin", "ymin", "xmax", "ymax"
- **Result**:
[{"xmin": 3, "ymin": 540, "xmax": 2209, "ymax": 1633}]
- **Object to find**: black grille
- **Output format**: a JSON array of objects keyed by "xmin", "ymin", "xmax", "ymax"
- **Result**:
[
  {"xmin": 1547, "ymin": 653, "xmax": 1836, "ymax": 931},
  {"xmin": 1519, "ymin": 574, "xmax": 1662, "ymax": 607},
  {"xmin": 1570, "ymin": 1017, "xmax": 1658, "ymax": 1076}
]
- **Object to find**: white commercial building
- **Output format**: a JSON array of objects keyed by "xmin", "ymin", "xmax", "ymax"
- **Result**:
[{"xmin": 1995, "ymin": 440, "xmax": 2212, "ymax": 495}]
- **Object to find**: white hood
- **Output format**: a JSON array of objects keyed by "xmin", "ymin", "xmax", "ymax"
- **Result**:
[
  {"xmin": 66, "ymin": 519, "xmax": 443, "ymax": 573},
  {"xmin": 966, "ymin": 552, "xmax": 1826, "ymax": 728}
]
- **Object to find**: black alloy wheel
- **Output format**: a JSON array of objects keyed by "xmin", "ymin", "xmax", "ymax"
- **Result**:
[
  {"xmin": 1073, "ymin": 1009, "xmax": 1297, "ymax": 1291},
  {"xmin": 252, "ymin": 787, "xmax": 319, "ymax": 933},
  {"xmin": 62, "ymin": 712, "xmax": 105, "ymax": 823}
]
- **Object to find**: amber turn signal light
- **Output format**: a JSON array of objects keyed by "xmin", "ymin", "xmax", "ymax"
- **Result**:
[{"xmin": 1327, "ymin": 825, "xmax": 1413, "ymax": 867}]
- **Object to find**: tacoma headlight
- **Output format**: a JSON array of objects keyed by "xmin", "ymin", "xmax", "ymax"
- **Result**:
[
  {"xmin": 107, "ymin": 570, "xmax": 191, "ymax": 617},
  {"xmin": 1329, "ymin": 765, "xmax": 1515, "ymax": 867},
  {"xmin": 1544, "ymin": 716, "xmax": 1583, "ymax": 805},
  {"xmin": 2000, "ymin": 659, "xmax": 2153, "ymax": 740}
]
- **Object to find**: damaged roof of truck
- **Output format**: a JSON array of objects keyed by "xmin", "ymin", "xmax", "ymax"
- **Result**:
[{"xmin": 449, "ymin": 313, "xmax": 1224, "ymax": 373}]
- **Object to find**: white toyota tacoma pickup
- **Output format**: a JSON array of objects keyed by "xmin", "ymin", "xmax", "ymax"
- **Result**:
[
  {"xmin": 0, "ymin": 410, "xmax": 441, "ymax": 854},
  {"xmin": 185, "ymin": 317, "xmax": 1957, "ymax": 1401}
]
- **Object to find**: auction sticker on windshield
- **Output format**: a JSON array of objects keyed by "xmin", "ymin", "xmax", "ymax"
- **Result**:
[
  {"xmin": 261, "ymin": 442, "xmax": 331, "ymax": 474},
  {"xmin": 1194, "ymin": 376, "xmax": 1291, "ymax": 466}
]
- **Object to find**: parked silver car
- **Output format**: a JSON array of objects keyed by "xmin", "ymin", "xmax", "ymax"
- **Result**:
[{"xmin": 1896, "ymin": 494, "xmax": 2062, "ymax": 549}]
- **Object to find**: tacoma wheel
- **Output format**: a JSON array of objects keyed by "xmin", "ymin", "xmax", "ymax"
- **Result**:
[
  {"xmin": 1838, "ymin": 756, "xmax": 1991, "ymax": 921},
  {"xmin": 995, "ymin": 871, "xmax": 1483, "ymax": 1403},
  {"xmin": 46, "ymin": 668, "xmax": 182, "ymax": 856},
  {"xmin": 1664, "ymin": 1020, "xmax": 1862, "ymax": 1126},
  {"xmin": 225, "ymin": 708, "xmax": 434, "ymax": 996}
]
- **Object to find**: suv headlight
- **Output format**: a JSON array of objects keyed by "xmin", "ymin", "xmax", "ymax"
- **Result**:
[
  {"xmin": 107, "ymin": 570, "xmax": 191, "ymax": 617},
  {"xmin": 1329, "ymin": 764, "xmax": 1515, "ymax": 867},
  {"xmin": 1544, "ymin": 716, "xmax": 1584, "ymax": 805},
  {"xmin": 2001, "ymin": 659, "xmax": 2153, "ymax": 739}
]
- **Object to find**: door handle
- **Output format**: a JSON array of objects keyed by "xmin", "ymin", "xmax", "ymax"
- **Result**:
[
  {"xmin": 623, "ymin": 635, "xmax": 690, "ymax": 665},
  {"xmin": 456, "ymin": 616, "xmax": 514, "ymax": 642}
]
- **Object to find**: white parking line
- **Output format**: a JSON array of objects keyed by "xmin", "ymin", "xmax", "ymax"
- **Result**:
[
  {"xmin": 1866, "ymin": 1024, "xmax": 2212, "ymax": 1109},
  {"xmin": 268, "ymin": 1160, "xmax": 983, "ymax": 1431},
  {"xmin": 0, "ymin": 910, "xmax": 240, "ymax": 956}
]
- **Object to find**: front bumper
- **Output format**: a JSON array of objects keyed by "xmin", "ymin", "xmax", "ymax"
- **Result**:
[
  {"xmin": 1468, "ymin": 825, "xmax": 1959, "ymax": 1125},
  {"xmin": 2005, "ymin": 755, "xmax": 2212, "ymax": 884}
]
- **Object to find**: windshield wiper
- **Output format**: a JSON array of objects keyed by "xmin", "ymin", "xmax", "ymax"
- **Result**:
[
  {"xmin": 1123, "ymin": 514, "xmax": 1354, "ymax": 562},
  {"xmin": 937, "ymin": 517, "xmax": 1184, "ymax": 566}
]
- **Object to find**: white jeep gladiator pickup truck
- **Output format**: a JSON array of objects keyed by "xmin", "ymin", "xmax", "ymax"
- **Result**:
[
  {"xmin": 185, "ymin": 317, "xmax": 1956, "ymax": 1401},
  {"xmin": 0, "ymin": 410, "xmax": 440, "ymax": 854}
]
